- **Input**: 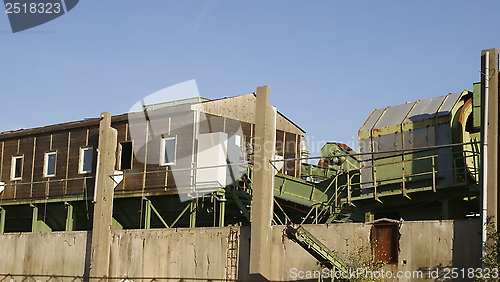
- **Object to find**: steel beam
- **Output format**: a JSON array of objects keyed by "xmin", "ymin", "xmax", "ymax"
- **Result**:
[
  {"xmin": 170, "ymin": 203, "xmax": 190, "ymax": 228},
  {"xmin": 0, "ymin": 207, "xmax": 5, "ymax": 233},
  {"xmin": 144, "ymin": 198, "xmax": 151, "ymax": 229},
  {"xmin": 31, "ymin": 204, "xmax": 38, "ymax": 232},
  {"xmin": 146, "ymin": 198, "xmax": 169, "ymax": 228},
  {"xmin": 189, "ymin": 198, "xmax": 197, "ymax": 228},
  {"xmin": 65, "ymin": 203, "xmax": 74, "ymax": 231},
  {"xmin": 218, "ymin": 191, "xmax": 225, "ymax": 227}
]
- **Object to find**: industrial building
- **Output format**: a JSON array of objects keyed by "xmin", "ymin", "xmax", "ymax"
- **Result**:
[
  {"xmin": 0, "ymin": 49, "xmax": 498, "ymax": 281},
  {"xmin": 0, "ymin": 93, "xmax": 305, "ymax": 232}
]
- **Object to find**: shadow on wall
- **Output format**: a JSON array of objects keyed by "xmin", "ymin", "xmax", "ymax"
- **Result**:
[
  {"xmin": 416, "ymin": 219, "xmax": 481, "ymax": 282},
  {"xmin": 452, "ymin": 218, "xmax": 482, "ymax": 281}
]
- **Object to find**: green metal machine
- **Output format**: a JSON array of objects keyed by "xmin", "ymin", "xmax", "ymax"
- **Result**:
[{"xmin": 273, "ymin": 86, "xmax": 482, "ymax": 224}]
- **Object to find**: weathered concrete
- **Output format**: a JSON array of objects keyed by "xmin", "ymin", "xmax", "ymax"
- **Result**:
[
  {"xmin": 89, "ymin": 112, "xmax": 118, "ymax": 278},
  {"xmin": 248, "ymin": 219, "xmax": 481, "ymax": 281},
  {"xmin": 250, "ymin": 86, "xmax": 276, "ymax": 278},
  {"xmin": 481, "ymin": 49, "xmax": 499, "ymax": 230},
  {"xmin": 0, "ymin": 220, "xmax": 481, "ymax": 281},
  {"xmin": 108, "ymin": 227, "xmax": 240, "ymax": 278},
  {"xmin": 0, "ymin": 231, "xmax": 89, "ymax": 275}
]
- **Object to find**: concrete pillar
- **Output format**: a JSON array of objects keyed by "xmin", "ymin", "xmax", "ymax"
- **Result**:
[
  {"xmin": 249, "ymin": 86, "xmax": 276, "ymax": 279},
  {"xmin": 481, "ymin": 49, "xmax": 499, "ymax": 229},
  {"xmin": 89, "ymin": 112, "xmax": 118, "ymax": 278}
]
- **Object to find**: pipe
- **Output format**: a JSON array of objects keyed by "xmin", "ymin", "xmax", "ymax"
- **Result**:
[{"xmin": 481, "ymin": 51, "xmax": 490, "ymax": 262}]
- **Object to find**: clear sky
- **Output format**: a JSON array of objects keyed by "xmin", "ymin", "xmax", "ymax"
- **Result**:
[{"xmin": 1, "ymin": 1, "xmax": 499, "ymax": 155}]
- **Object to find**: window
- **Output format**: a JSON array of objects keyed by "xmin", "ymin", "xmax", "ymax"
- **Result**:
[
  {"xmin": 160, "ymin": 137, "xmax": 176, "ymax": 165},
  {"xmin": 371, "ymin": 222, "xmax": 399, "ymax": 264},
  {"xmin": 11, "ymin": 156, "xmax": 23, "ymax": 180},
  {"xmin": 44, "ymin": 152, "xmax": 57, "ymax": 177},
  {"xmin": 119, "ymin": 141, "xmax": 133, "ymax": 170},
  {"xmin": 79, "ymin": 147, "xmax": 93, "ymax": 174}
]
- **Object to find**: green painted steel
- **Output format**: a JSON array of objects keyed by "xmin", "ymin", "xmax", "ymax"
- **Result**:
[
  {"xmin": 189, "ymin": 198, "xmax": 197, "ymax": 228},
  {"xmin": 286, "ymin": 224, "xmax": 349, "ymax": 271},
  {"xmin": 144, "ymin": 199, "xmax": 151, "ymax": 229},
  {"xmin": 358, "ymin": 90, "xmax": 480, "ymax": 189},
  {"xmin": 320, "ymin": 143, "xmax": 359, "ymax": 171},
  {"xmin": 217, "ymin": 190, "xmax": 226, "ymax": 227},
  {"xmin": 301, "ymin": 143, "xmax": 360, "ymax": 182},
  {"xmin": 0, "ymin": 86, "xmax": 485, "ymax": 232},
  {"xmin": 65, "ymin": 203, "xmax": 74, "ymax": 231},
  {"xmin": 473, "ymin": 83, "xmax": 482, "ymax": 130},
  {"xmin": 31, "ymin": 204, "xmax": 38, "ymax": 232},
  {"xmin": 0, "ymin": 208, "xmax": 5, "ymax": 234}
]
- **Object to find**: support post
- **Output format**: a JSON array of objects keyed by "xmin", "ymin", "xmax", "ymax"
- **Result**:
[
  {"xmin": 144, "ymin": 198, "xmax": 151, "ymax": 229},
  {"xmin": 481, "ymin": 49, "xmax": 499, "ymax": 228},
  {"xmin": 31, "ymin": 204, "xmax": 38, "ymax": 232},
  {"xmin": 0, "ymin": 207, "xmax": 5, "ymax": 233},
  {"xmin": 190, "ymin": 198, "xmax": 197, "ymax": 228},
  {"xmin": 218, "ymin": 191, "xmax": 226, "ymax": 227},
  {"xmin": 365, "ymin": 211, "xmax": 374, "ymax": 222},
  {"xmin": 481, "ymin": 49, "xmax": 499, "ymax": 261},
  {"xmin": 65, "ymin": 203, "xmax": 74, "ymax": 231},
  {"xmin": 249, "ymin": 86, "xmax": 276, "ymax": 279},
  {"xmin": 89, "ymin": 112, "xmax": 118, "ymax": 278}
]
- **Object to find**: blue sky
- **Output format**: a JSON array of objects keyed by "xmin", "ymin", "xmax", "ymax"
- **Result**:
[{"xmin": 1, "ymin": 1, "xmax": 499, "ymax": 155}]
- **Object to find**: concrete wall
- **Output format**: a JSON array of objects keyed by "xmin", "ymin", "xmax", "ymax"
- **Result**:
[
  {"xmin": 246, "ymin": 219, "xmax": 481, "ymax": 281},
  {"xmin": 108, "ymin": 227, "xmax": 239, "ymax": 279},
  {"xmin": 0, "ymin": 219, "xmax": 481, "ymax": 281},
  {"xmin": 0, "ymin": 228, "xmax": 239, "ymax": 280},
  {"xmin": 0, "ymin": 231, "xmax": 89, "ymax": 275}
]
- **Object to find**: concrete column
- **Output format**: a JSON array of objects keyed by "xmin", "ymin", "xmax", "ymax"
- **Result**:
[
  {"xmin": 89, "ymin": 112, "xmax": 118, "ymax": 278},
  {"xmin": 481, "ymin": 49, "xmax": 499, "ymax": 230},
  {"xmin": 249, "ymin": 86, "xmax": 276, "ymax": 279}
]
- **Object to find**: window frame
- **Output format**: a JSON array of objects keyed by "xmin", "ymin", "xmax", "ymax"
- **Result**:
[
  {"xmin": 11, "ymin": 155, "xmax": 24, "ymax": 180},
  {"xmin": 118, "ymin": 141, "xmax": 134, "ymax": 170},
  {"xmin": 44, "ymin": 151, "xmax": 57, "ymax": 178},
  {"xmin": 160, "ymin": 136, "xmax": 177, "ymax": 166},
  {"xmin": 79, "ymin": 147, "xmax": 94, "ymax": 174}
]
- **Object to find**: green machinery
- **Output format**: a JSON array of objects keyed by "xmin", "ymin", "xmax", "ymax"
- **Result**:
[
  {"xmin": 273, "ymin": 87, "xmax": 482, "ymax": 224},
  {"xmin": 272, "ymin": 87, "xmax": 483, "ymax": 271}
]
